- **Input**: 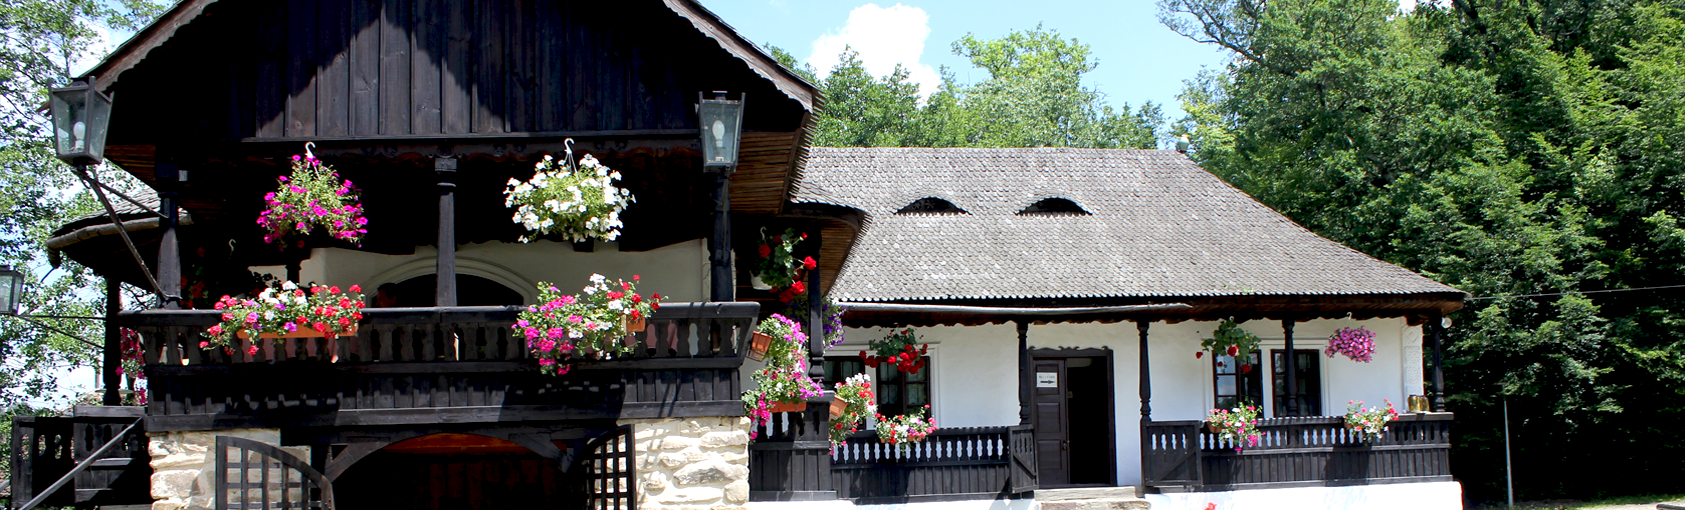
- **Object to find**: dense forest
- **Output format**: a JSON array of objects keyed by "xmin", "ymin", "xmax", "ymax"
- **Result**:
[{"xmin": 787, "ymin": 0, "xmax": 1685, "ymax": 503}]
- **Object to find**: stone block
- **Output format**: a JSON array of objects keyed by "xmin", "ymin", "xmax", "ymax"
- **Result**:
[
  {"xmin": 654, "ymin": 487, "xmax": 724, "ymax": 504},
  {"xmin": 700, "ymin": 430, "xmax": 748, "ymax": 447},
  {"xmin": 150, "ymin": 469, "xmax": 198, "ymax": 500},
  {"xmin": 659, "ymin": 435, "xmax": 699, "ymax": 450},
  {"xmin": 673, "ymin": 460, "xmax": 747, "ymax": 486},
  {"xmin": 723, "ymin": 482, "xmax": 749, "ymax": 504},
  {"xmin": 659, "ymin": 452, "xmax": 690, "ymax": 468}
]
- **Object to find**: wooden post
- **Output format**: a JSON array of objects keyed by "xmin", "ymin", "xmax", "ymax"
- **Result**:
[
  {"xmin": 1283, "ymin": 319, "xmax": 1298, "ymax": 417},
  {"xmin": 708, "ymin": 170, "xmax": 733, "ymax": 302},
  {"xmin": 102, "ymin": 277, "xmax": 121, "ymax": 406},
  {"xmin": 806, "ymin": 231, "xmax": 824, "ymax": 382},
  {"xmin": 435, "ymin": 157, "xmax": 458, "ymax": 307},
  {"xmin": 155, "ymin": 157, "xmax": 182, "ymax": 309},
  {"xmin": 1430, "ymin": 310, "xmax": 1445, "ymax": 412},
  {"xmin": 1137, "ymin": 321, "xmax": 1151, "ymax": 422},
  {"xmin": 1018, "ymin": 321, "xmax": 1031, "ymax": 426}
]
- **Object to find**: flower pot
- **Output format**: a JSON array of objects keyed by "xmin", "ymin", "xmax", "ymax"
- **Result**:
[
  {"xmin": 238, "ymin": 325, "xmax": 358, "ymax": 339},
  {"xmin": 626, "ymin": 315, "xmax": 647, "ymax": 333},
  {"xmin": 750, "ymin": 273, "xmax": 773, "ymax": 291},
  {"xmin": 768, "ymin": 401, "xmax": 806, "ymax": 413},
  {"xmin": 1207, "ymin": 423, "xmax": 1226, "ymax": 434},
  {"xmin": 747, "ymin": 332, "xmax": 774, "ymax": 362},
  {"xmin": 829, "ymin": 397, "xmax": 848, "ymax": 419}
]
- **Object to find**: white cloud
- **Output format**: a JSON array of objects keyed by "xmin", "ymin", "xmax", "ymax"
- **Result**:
[{"xmin": 806, "ymin": 3, "xmax": 941, "ymax": 98}]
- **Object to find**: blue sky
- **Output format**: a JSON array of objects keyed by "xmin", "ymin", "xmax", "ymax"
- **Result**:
[{"xmin": 696, "ymin": 0, "xmax": 1234, "ymax": 122}]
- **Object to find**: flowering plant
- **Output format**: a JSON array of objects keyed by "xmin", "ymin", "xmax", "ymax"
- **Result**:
[
  {"xmin": 755, "ymin": 228, "xmax": 816, "ymax": 302},
  {"xmin": 1344, "ymin": 400, "xmax": 1399, "ymax": 441},
  {"xmin": 786, "ymin": 296, "xmax": 847, "ymax": 348},
  {"xmin": 119, "ymin": 328, "xmax": 147, "ymax": 404},
  {"xmin": 516, "ymin": 274, "xmax": 662, "ymax": 376},
  {"xmin": 829, "ymin": 373, "xmax": 876, "ymax": 447},
  {"xmin": 504, "ymin": 149, "xmax": 634, "ymax": 243},
  {"xmin": 1198, "ymin": 319, "xmax": 1261, "ymax": 373},
  {"xmin": 1325, "ymin": 327, "xmax": 1376, "ymax": 363},
  {"xmin": 742, "ymin": 365, "xmax": 826, "ymax": 437},
  {"xmin": 875, "ymin": 405, "xmax": 937, "ymax": 447},
  {"xmin": 861, "ymin": 328, "xmax": 928, "ymax": 374},
  {"xmin": 755, "ymin": 313, "xmax": 808, "ymax": 368},
  {"xmin": 257, "ymin": 152, "xmax": 367, "ymax": 246},
  {"xmin": 202, "ymin": 282, "xmax": 366, "ymax": 354},
  {"xmin": 1204, "ymin": 405, "xmax": 1261, "ymax": 451}
]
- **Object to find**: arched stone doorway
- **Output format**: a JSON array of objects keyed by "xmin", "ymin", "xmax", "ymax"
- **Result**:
[{"xmin": 328, "ymin": 428, "xmax": 634, "ymax": 510}]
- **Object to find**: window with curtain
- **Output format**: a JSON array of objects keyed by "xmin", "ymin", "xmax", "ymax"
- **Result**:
[
  {"xmin": 822, "ymin": 355, "xmax": 932, "ymax": 417},
  {"xmin": 1213, "ymin": 351, "xmax": 1263, "ymax": 410},
  {"xmin": 1271, "ymin": 349, "xmax": 1323, "ymax": 416}
]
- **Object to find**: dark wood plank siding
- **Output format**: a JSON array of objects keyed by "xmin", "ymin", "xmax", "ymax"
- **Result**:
[{"xmin": 105, "ymin": 0, "xmax": 809, "ymax": 145}]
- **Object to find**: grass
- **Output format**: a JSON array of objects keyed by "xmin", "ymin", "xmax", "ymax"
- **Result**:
[{"xmin": 1470, "ymin": 493, "xmax": 1685, "ymax": 510}]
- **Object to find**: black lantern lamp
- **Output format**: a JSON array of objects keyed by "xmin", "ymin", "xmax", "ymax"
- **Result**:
[
  {"xmin": 49, "ymin": 79, "xmax": 114, "ymax": 166},
  {"xmin": 697, "ymin": 91, "xmax": 745, "ymax": 171},
  {"xmin": 0, "ymin": 265, "xmax": 23, "ymax": 316}
]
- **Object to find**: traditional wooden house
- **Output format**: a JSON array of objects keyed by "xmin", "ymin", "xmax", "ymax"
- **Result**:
[
  {"xmin": 13, "ymin": 1, "xmax": 1464, "ymax": 510},
  {"xmin": 783, "ymin": 147, "xmax": 1467, "ymax": 509}
]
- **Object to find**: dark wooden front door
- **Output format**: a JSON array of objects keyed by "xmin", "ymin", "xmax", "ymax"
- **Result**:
[{"xmin": 1032, "ymin": 359, "xmax": 1069, "ymax": 486}]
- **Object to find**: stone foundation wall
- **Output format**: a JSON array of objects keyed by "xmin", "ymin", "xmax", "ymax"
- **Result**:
[
  {"xmin": 146, "ymin": 428, "xmax": 308, "ymax": 510},
  {"xmin": 623, "ymin": 416, "xmax": 753, "ymax": 510}
]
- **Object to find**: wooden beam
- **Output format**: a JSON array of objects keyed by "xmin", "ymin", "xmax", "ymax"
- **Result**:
[
  {"xmin": 435, "ymin": 157, "xmax": 457, "ymax": 306},
  {"xmin": 1138, "ymin": 321, "xmax": 1151, "ymax": 422},
  {"xmin": 1017, "ymin": 321, "xmax": 1031, "ymax": 426},
  {"xmin": 1283, "ymin": 319, "xmax": 1297, "ymax": 417},
  {"xmin": 103, "ymin": 278, "xmax": 121, "ymax": 406}
]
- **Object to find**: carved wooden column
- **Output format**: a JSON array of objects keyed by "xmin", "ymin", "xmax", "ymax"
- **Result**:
[
  {"xmin": 1430, "ymin": 310, "xmax": 1446, "ymax": 412},
  {"xmin": 806, "ymin": 231, "xmax": 825, "ymax": 382},
  {"xmin": 1138, "ymin": 321, "xmax": 1151, "ymax": 422},
  {"xmin": 435, "ymin": 157, "xmax": 457, "ymax": 306},
  {"xmin": 1018, "ymin": 321, "xmax": 1032, "ymax": 426},
  {"xmin": 708, "ymin": 170, "xmax": 733, "ymax": 302},
  {"xmin": 1283, "ymin": 319, "xmax": 1298, "ymax": 417},
  {"xmin": 155, "ymin": 156, "xmax": 182, "ymax": 309},
  {"xmin": 103, "ymin": 277, "xmax": 121, "ymax": 405}
]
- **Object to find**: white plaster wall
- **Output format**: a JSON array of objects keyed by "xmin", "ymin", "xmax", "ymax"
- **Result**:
[
  {"xmin": 839, "ymin": 317, "xmax": 1426, "ymax": 487},
  {"xmin": 251, "ymin": 239, "xmax": 710, "ymax": 304},
  {"xmin": 1144, "ymin": 481, "xmax": 1464, "ymax": 510}
]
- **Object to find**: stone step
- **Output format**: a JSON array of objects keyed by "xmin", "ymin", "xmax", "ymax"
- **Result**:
[{"xmin": 1037, "ymin": 487, "xmax": 1151, "ymax": 510}]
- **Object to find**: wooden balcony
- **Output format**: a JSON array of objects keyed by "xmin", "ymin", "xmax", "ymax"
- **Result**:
[
  {"xmin": 120, "ymin": 302, "xmax": 758, "ymax": 431},
  {"xmin": 749, "ymin": 408, "xmax": 1036, "ymax": 503},
  {"xmin": 1141, "ymin": 413, "xmax": 1453, "ymax": 492}
]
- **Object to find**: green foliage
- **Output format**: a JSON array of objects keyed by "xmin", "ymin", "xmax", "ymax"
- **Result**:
[
  {"xmin": 777, "ymin": 26, "xmax": 1167, "ymax": 149},
  {"xmin": 1162, "ymin": 0, "xmax": 1685, "ymax": 501}
]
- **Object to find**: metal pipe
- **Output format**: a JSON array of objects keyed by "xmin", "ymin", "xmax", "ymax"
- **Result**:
[
  {"xmin": 835, "ymin": 302, "xmax": 1192, "ymax": 316},
  {"xmin": 1504, "ymin": 398, "xmax": 1514, "ymax": 509},
  {"xmin": 73, "ymin": 165, "xmax": 166, "ymax": 302}
]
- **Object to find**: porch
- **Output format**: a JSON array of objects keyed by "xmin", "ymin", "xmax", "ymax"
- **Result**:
[{"xmin": 1141, "ymin": 413, "xmax": 1454, "ymax": 492}]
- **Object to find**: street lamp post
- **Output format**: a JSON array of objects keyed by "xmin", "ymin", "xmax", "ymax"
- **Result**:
[
  {"xmin": 698, "ymin": 92, "xmax": 745, "ymax": 302},
  {"xmin": 0, "ymin": 265, "xmax": 23, "ymax": 316}
]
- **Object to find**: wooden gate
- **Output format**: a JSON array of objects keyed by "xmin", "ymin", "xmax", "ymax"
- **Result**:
[
  {"xmin": 578, "ymin": 425, "xmax": 636, "ymax": 510},
  {"xmin": 215, "ymin": 436, "xmax": 332, "ymax": 510}
]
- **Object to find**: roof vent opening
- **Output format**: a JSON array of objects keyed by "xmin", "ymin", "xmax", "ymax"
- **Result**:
[
  {"xmin": 1018, "ymin": 198, "xmax": 1090, "ymax": 216},
  {"xmin": 897, "ymin": 197, "xmax": 967, "ymax": 215}
]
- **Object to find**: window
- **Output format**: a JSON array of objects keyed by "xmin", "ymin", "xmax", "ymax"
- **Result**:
[
  {"xmin": 1271, "ymin": 349, "xmax": 1322, "ymax": 416},
  {"xmin": 822, "ymin": 355, "xmax": 932, "ymax": 417},
  {"xmin": 1017, "ymin": 197, "xmax": 1089, "ymax": 215},
  {"xmin": 1213, "ymin": 351, "xmax": 1263, "ymax": 410},
  {"xmin": 896, "ymin": 197, "xmax": 966, "ymax": 214}
]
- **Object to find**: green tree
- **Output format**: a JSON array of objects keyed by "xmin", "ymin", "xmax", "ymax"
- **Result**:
[{"xmin": 1162, "ymin": 0, "xmax": 1685, "ymax": 501}]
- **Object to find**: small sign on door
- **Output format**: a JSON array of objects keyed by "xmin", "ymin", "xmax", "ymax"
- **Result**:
[{"xmin": 1036, "ymin": 372, "xmax": 1058, "ymax": 388}]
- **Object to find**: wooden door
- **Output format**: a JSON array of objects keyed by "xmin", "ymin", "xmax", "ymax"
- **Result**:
[{"xmin": 1032, "ymin": 359, "xmax": 1069, "ymax": 487}]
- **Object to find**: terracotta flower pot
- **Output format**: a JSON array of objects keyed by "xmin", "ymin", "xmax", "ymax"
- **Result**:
[
  {"xmin": 1207, "ymin": 423, "xmax": 1226, "ymax": 434},
  {"xmin": 626, "ymin": 315, "xmax": 647, "ymax": 333},
  {"xmin": 768, "ymin": 401, "xmax": 806, "ymax": 413},
  {"xmin": 748, "ymin": 332, "xmax": 774, "ymax": 362},
  {"xmin": 829, "ymin": 397, "xmax": 848, "ymax": 419}
]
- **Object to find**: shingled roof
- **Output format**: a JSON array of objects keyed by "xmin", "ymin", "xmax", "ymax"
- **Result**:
[{"xmin": 793, "ymin": 147, "xmax": 1463, "ymax": 308}]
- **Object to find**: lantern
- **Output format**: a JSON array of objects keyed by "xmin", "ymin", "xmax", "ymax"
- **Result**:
[
  {"xmin": 0, "ymin": 265, "xmax": 23, "ymax": 316},
  {"xmin": 49, "ymin": 79, "xmax": 114, "ymax": 166},
  {"xmin": 697, "ymin": 91, "xmax": 745, "ymax": 170}
]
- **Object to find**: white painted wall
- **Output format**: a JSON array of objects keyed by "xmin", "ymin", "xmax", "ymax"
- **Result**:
[
  {"xmin": 250, "ymin": 239, "xmax": 711, "ymax": 304},
  {"xmin": 838, "ymin": 317, "xmax": 1428, "ymax": 487}
]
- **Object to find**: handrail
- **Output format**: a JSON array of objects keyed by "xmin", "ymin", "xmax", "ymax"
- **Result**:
[{"xmin": 16, "ymin": 418, "xmax": 143, "ymax": 510}]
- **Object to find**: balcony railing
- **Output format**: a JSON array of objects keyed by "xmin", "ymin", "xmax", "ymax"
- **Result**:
[
  {"xmin": 1142, "ymin": 413, "xmax": 1453, "ymax": 492},
  {"xmin": 119, "ymin": 302, "xmax": 758, "ymax": 431},
  {"xmin": 749, "ymin": 409, "xmax": 1036, "ymax": 503}
]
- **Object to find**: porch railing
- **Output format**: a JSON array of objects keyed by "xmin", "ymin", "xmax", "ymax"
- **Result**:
[
  {"xmin": 1141, "ymin": 413, "xmax": 1453, "ymax": 492},
  {"xmin": 10, "ymin": 407, "xmax": 151, "ymax": 508},
  {"xmin": 750, "ymin": 414, "xmax": 1035, "ymax": 503},
  {"xmin": 119, "ymin": 303, "xmax": 758, "ymax": 431}
]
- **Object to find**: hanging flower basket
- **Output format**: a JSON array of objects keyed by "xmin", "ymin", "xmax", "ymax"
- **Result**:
[
  {"xmin": 748, "ymin": 332, "xmax": 774, "ymax": 362},
  {"xmin": 1199, "ymin": 319, "xmax": 1261, "ymax": 372},
  {"xmin": 257, "ymin": 144, "xmax": 368, "ymax": 247},
  {"xmin": 829, "ymin": 373, "xmax": 876, "ymax": 447},
  {"xmin": 754, "ymin": 227, "xmax": 815, "ymax": 302},
  {"xmin": 829, "ymin": 396, "xmax": 848, "ymax": 419},
  {"xmin": 238, "ymin": 325, "xmax": 358, "ymax": 339},
  {"xmin": 1325, "ymin": 327, "xmax": 1377, "ymax": 363},
  {"xmin": 861, "ymin": 328, "xmax": 928, "ymax": 374},
  {"xmin": 769, "ymin": 401, "xmax": 807, "ymax": 413},
  {"xmin": 504, "ymin": 142, "xmax": 635, "ymax": 243}
]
